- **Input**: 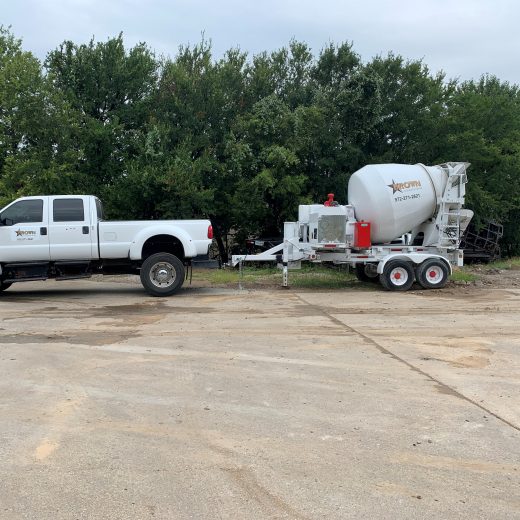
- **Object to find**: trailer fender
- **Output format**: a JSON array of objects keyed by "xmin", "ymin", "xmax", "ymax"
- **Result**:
[{"xmin": 376, "ymin": 254, "xmax": 452, "ymax": 275}]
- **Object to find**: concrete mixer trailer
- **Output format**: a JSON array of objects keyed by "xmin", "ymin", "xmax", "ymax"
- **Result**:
[{"xmin": 231, "ymin": 162, "xmax": 473, "ymax": 291}]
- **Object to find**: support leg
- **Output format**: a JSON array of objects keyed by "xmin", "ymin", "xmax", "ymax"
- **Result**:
[{"xmin": 282, "ymin": 241, "xmax": 289, "ymax": 288}]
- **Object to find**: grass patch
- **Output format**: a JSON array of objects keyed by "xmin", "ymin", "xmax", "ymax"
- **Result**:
[
  {"xmin": 289, "ymin": 266, "xmax": 356, "ymax": 289},
  {"xmin": 192, "ymin": 264, "xmax": 356, "ymax": 289},
  {"xmin": 484, "ymin": 257, "xmax": 520, "ymax": 270},
  {"xmin": 193, "ymin": 265, "xmax": 279, "ymax": 285},
  {"xmin": 450, "ymin": 269, "xmax": 478, "ymax": 283},
  {"xmin": 198, "ymin": 269, "xmax": 242, "ymax": 285}
]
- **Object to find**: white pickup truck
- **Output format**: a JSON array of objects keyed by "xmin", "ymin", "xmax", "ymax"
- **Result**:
[{"xmin": 0, "ymin": 195, "xmax": 213, "ymax": 296}]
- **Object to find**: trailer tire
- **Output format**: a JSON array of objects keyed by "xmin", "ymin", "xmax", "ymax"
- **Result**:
[
  {"xmin": 379, "ymin": 260, "xmax": 414, "ymax": 291},
  {"xmin": 140, "ymin": 253, "xmax": 185, "ymax": 297},
  {"xmin": 415, "ymin": 259, "xmax": 449, "ymax": 289},
  {"xmin": 355, "ymin": 264, "xmax": 379, "ymax": 283},
  {"xmin": 0, "ymin": 282, "xmax": 11, "ymax": 292}
]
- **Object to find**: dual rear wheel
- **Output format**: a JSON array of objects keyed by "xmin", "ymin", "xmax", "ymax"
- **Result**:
[
  {"xmin": 140, "ymin": 253, "xmax": 185, "ymax": 297},
  {"xmin": 415, "ymin": 259, "xmax": 450, "ymax": 289},
  {"xmin": 358, "ymin": 259, "xmax": 449, "ymax": 291}
]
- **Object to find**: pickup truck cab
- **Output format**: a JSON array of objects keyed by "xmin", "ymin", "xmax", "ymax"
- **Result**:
[{"xmin": 0, "ymin": 195, "xmax": 213, "ymax": 296}]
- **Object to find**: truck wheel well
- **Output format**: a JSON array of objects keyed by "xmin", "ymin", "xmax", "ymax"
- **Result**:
[{"xmin": 142, "ymin": 235, "xmax": 185, "ymax": 262}]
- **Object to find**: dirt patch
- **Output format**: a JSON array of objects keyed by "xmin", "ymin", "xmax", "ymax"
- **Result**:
[
  {"xmin": 92, "ymin": 303, "xmax": 166, "ymax": 315},
  {"xmin": 0, "ymin": 333, "xmax": 61, "ymax": 344},
  {"xmin": 427, "ymin": 356, "xmax": 490, "ymax": 369},
  {"xmin": 469, "ymin": 266, "xmax": 520, "ymax": 288},
  {"xmin": 88, "ymin": 303, "xmax": 218, "ymax": 319},
  {"xmin": 222, "ymin": 466, "xmax": 311, "ymax": 520},
  {"xmin": 434, "ymin": 383, "xmax": 466, "ymax": 398},
  {"xmin": 0, "ymin": 331, "xmax": 141, "ymax": 346},
  {"xmin": 393, "ymin": 451, "xmax": 520, "ymax": 474}
]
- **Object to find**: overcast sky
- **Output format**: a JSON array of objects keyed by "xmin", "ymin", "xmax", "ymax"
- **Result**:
[{"xmin": 3, "ymin": 0, "xmax": 519, "ymax": 84}]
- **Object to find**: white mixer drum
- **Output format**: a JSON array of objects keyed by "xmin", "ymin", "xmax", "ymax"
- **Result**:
[{"xmin": 348, "ymin": 164, "xmax": 448, "ymax": 244}]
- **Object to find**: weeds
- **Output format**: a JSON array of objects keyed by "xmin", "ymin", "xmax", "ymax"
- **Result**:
[
  {"xmin": 192, "ymin": 264, "xmax": 355, "ymax": 289},
  {"xmin": 484, "ymin": 257, "xmax": 520, "ymax": 270},
  {"xmin": 450, "ymin": 270, "xmax": 478, "ymax": 283},
  {"xmin": 194, "ymin": 258, "xmax": 520, "ymax": 289}
]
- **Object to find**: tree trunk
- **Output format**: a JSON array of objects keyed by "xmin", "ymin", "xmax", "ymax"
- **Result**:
[{"xmin": 215, "ymin": 234, "xmax": 227, "ymax": 264}]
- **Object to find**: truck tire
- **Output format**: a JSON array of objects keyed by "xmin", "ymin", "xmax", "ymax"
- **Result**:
[
  {"xmin": 415, "ymin": 259, "xmax": 449, "ymax": 289},
  {"xmin": 140, "ymin": 253, "xmax": 185, "ymax": 297},
  {"xmin": 0, "ymin": 282, "xmax": 12, "ymax": 292},
  {"xmin": 354, "ymin": 264, "xmax": 379, "ymax": 283},
  {"xmin": 379, "ymin": 260, "xmax": 414, "ymax": 291}
]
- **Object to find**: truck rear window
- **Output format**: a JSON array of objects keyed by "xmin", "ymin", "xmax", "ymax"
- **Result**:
[
  {"xmin": 95, "ymin": 198, "xmax": 104, "ymax": 220},
  {"xmin": 53, "ymin": 199, "xmax": 84, "ymax": 222}
]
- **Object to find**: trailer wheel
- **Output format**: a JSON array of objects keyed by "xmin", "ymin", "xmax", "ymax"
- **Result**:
[
  {"xmin": 355, "ymin": 264, "xmax": 379, "ymax": 283},
  {"xmin": 415, "ymin": 259, "xmax": 449, "ymax": 289},
  {"xmin": 380, "ymin": 261, "xmax": 414, "ymax": 291},
  {"xmin": 0, "ymin": 282, "xmax": 12, "ymax": 292},
  {"xmin": 140, "ymin": 253, "xmax": 185, "ymax": 297}
]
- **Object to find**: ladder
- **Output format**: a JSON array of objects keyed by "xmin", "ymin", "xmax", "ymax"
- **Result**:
[{"xmin": 434, "ymin": 163, "xmax": 468, "ymax": 249}]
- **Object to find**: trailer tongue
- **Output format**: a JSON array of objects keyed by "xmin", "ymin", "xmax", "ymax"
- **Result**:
[{"xmin": 231, "ymin": 162, "xmax": 473, "ymax": 291}]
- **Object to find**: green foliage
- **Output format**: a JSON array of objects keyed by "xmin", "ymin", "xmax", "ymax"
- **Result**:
[
  {"xmin": 0, "ymin": 27, "xmax": 47, "ymax": 175},
  {"xmin": 1, "ymin": 27, "xmax": 519, "ymax": 258},
  {"xmin": 364, "ymin": 53, "xmax": 452, "ymax": 163},
  {"xmin": 441, "ymin": 76, "xmax": 520, "ymax": 254},
  {"xmin": 450, "ymin": 269, "xmax": 478, "ymax": 283},
  {"xmin": 193, "ymin": 264, "xmax": 355, "ymax": 289},
  {"xmin": 485, "ymin": 257, "xmax": 520, "ymax": 270}
]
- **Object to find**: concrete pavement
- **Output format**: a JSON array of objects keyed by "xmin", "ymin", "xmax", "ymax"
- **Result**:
[{"xmin": 0, "ymin": 280, "xmax": 518, "ymax": 519}]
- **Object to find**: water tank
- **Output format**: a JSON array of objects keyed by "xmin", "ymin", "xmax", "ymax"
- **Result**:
[{"xmin": 347, "ymin": 164, "xmax": 448, "ymax": 244}]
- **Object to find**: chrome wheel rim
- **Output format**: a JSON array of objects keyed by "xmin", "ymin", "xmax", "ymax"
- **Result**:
[{"xmin": 150, "ymin": 262, "xmax": 176, "ymax": 288}]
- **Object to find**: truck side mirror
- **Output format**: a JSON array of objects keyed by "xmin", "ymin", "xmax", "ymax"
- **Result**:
[{"xmin": 0, "ymin": 217, "xmax": 14, "ymax": 226}]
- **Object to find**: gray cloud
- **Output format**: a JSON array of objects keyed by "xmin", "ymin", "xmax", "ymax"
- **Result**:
[{"xmin": 3, "ymin": 0, "xmax": 519, "ymax": 84}]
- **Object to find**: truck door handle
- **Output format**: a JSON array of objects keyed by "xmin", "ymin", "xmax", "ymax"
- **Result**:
[
  {"xmin": 82, "ymin": 226, "xmax": 89, "ymax": 234},
  {"xmin": 40, "ymin": 227, "xmax": 47, "ymax": 235}
]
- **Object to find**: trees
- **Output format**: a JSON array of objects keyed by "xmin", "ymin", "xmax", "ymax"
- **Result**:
[
  {"xmin": 363, "ymin": 53, "xmax": 453, "ymax": 164},
  {"xmin": 301, "ymin": 43, "xmax": 381, "ymax": 202},
  {"xmin": 229, "ymin": 95, "xmax": 306, "ymax": 241},
  {"xmin": 442, "ymin": 76, "xmax": 520, "ymax": 254},
  {"xmin": 44, "ymin": 34, "xmax": 159, "ymax": 197},
  {"xmin": 0, "ymin": 27, "xmax": 49, "ymax": 202},
  {"xmin": 0, "ymin": 28, "xmax": 519, "ymax": 256}
]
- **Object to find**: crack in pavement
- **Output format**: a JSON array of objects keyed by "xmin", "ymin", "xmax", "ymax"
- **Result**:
[{"xmin": 291, "ymin": 292, "xmax": 520, "ymax": 434}]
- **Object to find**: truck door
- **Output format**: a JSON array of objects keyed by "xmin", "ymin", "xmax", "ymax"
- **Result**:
[
  {"xmin": 49, "ymin": 197, "xmax": 94, "ymax": 260},
  {"xmin": 0, "ymin": 197, "xmax": 50, "ymax": 262}
]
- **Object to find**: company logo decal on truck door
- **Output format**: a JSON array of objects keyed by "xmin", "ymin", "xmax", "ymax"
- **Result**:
[{"xmin": 12, "ymin": 228, "xmax": 39, "ymax": 241}]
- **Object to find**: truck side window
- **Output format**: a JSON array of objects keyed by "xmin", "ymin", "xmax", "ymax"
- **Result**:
[
  {"xmin": 53, "ymin": 199, "xmax": 84, "ymax": 222},
  {"xmin": 95, "ymin": 198, "xmax": 104, "ymax": 220},
  {"xmin": 0, "ymin": 199, "xmax": 44, "ymax": 225}
]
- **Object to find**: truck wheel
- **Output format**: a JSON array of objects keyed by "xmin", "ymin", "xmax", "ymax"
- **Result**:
[
  {"xmin": 140, "ymin": 253, "xmax": 185, "ymax": 297},
  {"xmin": 355, "ymin": 264, "xmax": 379, "ymax": 283},
  {"xmin": 379, "ymin": 260, "xmax": 414, "ymax": 291},
  {"xmin": 0, "ymin": 282, "xmax": 12, "ymax": 292},
  {"xmin": 415, "ymin": 259, "xmax": 449, "ymax": 289}
]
